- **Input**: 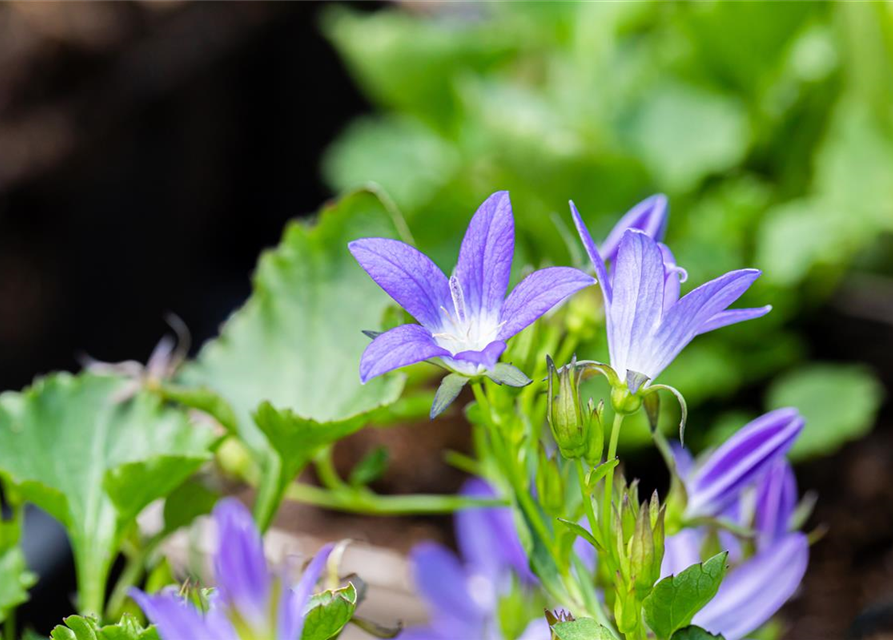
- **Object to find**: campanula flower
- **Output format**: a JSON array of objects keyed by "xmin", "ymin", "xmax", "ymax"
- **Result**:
[
  {"xmin": 350, "ymin": 192, "xmax": 595, "ymax": 382},
  {"xmin": 683, "ymin": 408, "xmax": 804, "ymax": 518},
  {"xmin": 661, "ymin": 423, "xmax": 808, "ymax": 640},
  {"xmin": 131, "ymin": 498, "xmax": 333, "ymax": 640},
  {"xmin": 403, "ymin": 479, "xmax": 548, "ymax": 640},
  {"xmin": 571, "ymin": 199, "xmax": 771, "ymax": 392}
]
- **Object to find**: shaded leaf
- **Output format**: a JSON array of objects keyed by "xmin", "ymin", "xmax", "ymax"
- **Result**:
[
  {"xmin": 348, "ymin": 447, "xmax": 389, "ymax": 487},
  {"xmin": 430, "ymin": 373, "xmax": 468, "ymax": 419},
  {"xmin": 302, "ymin": 583, "xmax": 359, "ymax": 640},
  {"xmin": 486, "ymin": 363, "xmax": 533, "ymax": 387},
  {"xmin": 552, "ymin": 617, "xmax": 614, "ymax": 640},
  {"xmin": 643, "ymin": 552, "xmax": 728, "ymax": 639},
  {"xmin": 671, "ymin": 626, "xmax": 725, "ymax": 640}
]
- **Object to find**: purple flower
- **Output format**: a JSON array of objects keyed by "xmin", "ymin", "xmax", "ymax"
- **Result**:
[
  {"xmin": 754, "ymin": 458, "xmax": 798, "ymax": 549},
  {"xmin": 692, "ymin": 533, "xmax": 809, "ymax": 640},
  {"xmin": 350, "ymin": 192, "xmax": 594, "ymax": 381},
  {"xmin": 132, "ymin": 499, "xmax": 333, "ymax": 640},
  {"xmin": 404, "ymin": 479, "xmax": 547, "ymax": 640},
  {"xmin": 684, "ymin": 408, "xmax": 804, "ymax": 518},
  {"xmin": 571, "ymin": 199, "xmax": 771, "ymax": 390}
]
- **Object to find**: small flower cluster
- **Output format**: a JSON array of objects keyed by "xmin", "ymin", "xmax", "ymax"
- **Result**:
[{"xmin": 352, "ymin": 192, "xmax": 810, "ymax": 640}]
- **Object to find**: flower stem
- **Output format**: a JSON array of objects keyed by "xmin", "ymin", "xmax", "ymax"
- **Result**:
[
  {"xmin": 105, "ymin": 531, "xmax": 166, "ymax": 621},
  {"xmin": 285, "ymin": 482, "xmax": 506, "ymax": 514},
  {"xmin": 576, "ymin": 458, "xmax": 599, "ymax": 534},
  {"xmin": 602, "ymin": 412, "xmax": 625, "ymax": 542}
]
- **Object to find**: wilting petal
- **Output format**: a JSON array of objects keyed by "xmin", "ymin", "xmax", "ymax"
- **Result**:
[
  {"xmin": 450, "ymin": 340, "xmax": 507, "ymax": 372},
  {"xmin": 660, "ymin": 529, "xmax": 704, "ymax": 579},
  {"xmin": 359, "ymin": 325, "xmax": 450, "ymax": 383},
  {"xmin": 349, "ymin": 238, "xmax": 451, "ymax": 331},
  {"xmin": 686, "ymin": 409, "xmax": 803, "ymax": 517},
  {"xmin": 645, "ymin": 268, "xmax": 763, "ymax": 381},
  {"xmin": 600, "ymin": 194, "xmax": 669, "ymax": 264},
  {"xmin": 278, "ymin": 543, "xmax": 334, "ymax": 640},
  {"xmin": 130, "ymin": 589, "xmax": 237, "ymax": 640},
  {"xmin": 454, "ymin": 191, "xmax": 515, "ymax": 319},
  {"xmin": 755, "ymin": 459, "xmax": 798, "ymax": 549},
  {"xmin": 570, "ymin": 201, "xmax": 612, "ymax": 303},
  {"xmin": 608, "ymin": 230, "xmax": 667, "ymax": 381},
  {"xmin": 456, "ymin": 479, "xmax": 535, "ymax": 585},
  {"xmin": 693, "ymin": 533, "xmax": 808, "ymax": 640},
  {"xmin": 696, "ymin": 306, "xmax": 773, "ymax": 336},
  {"xmin": 411, "ymin": 542, "xmax": 484, "ymax": 623},
  {"xmin": 497, "ymin": 267, "xmax": 595, "ymax": 340},
  {"xmin": 213, "ymin": 499, "xmax": 270, "ymax": 628}
]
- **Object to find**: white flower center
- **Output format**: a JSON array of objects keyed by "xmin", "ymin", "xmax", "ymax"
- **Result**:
[{"xmin": 431, "ymin": 276, "xmax": 504, "ymax": 354}]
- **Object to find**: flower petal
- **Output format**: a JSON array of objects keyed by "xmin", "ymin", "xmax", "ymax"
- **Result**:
[
  {"xmin": 454, "ymin": 191, "xmax": 515, "ymax": 318},
  {"xmin": 213, "ymin": 499, "xmax": 271, "ymax": 628},
  {"xmin": 646, "ymin": 268, "xmax": 763, "ymax": 381},
  {"xmin": 570, "ymin": 201, "xmax": 612, "ymax": 302},
  {"xmin": 693, "ymin": 533, "xmax": 808, "ymax": 640},
  {"xmin": 456, "ymin": 479, "xmax": 535, "ymax": 585},
  {"xmin": 600, "ymin": 194, "xmax": 669, "ymax": 263},
  {"xmin": 411, "ymin": 542, "xmax": 483, "ymax": 623},
  {"xmin": 659, "ymin": 529, "xmax": 703, "ymax": 579},
  {"xmin": 498, "ymin": 267, "xmax": 595, "ymax": 340},
  {"xmin": 687, "ymin": 408, "xmax": 803, "ymax": 517},
  {"xmin": 278, "ymin": 543, "xmax": 334, "ymax": 640},
  {"xmin": 130, "ymin": 589, "xmax": 236, "ymax": 640},
  {"xmin": 449, "ymin": 340, "xmax": 507, "ymax": 371},
  {"xmin": 359, "ymin": 325, "xmax": 450, "ymax": 383},
  {"xmin": 755, "ymin": 459, "xmax": 798, "ymax": 549},
  {"xmin": 608, "ymin": 230, "xmax": 667, "ymax": 380},
  {"xmin": 349, "ymin": 238, "xmax": 451, "ymax": 331},
  {"xmin": 695, "ymin": 306, "xmax": 772, "ymax": 336}
]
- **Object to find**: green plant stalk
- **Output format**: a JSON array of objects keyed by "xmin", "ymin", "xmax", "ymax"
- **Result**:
[
  {"xmin": 602, "ymin": 413, "xmax": 625, "ymax": 543},
  {"xmin": 4, "ymin": 610, "xmax": 14, "ymax": 640},
  {"xmin": 105, "ymin": 530, "xmax": 166, "ymax": 621},
  {"xmin": 75, "ymin": 549, "xmax": 109, "ymax": 618},
  {"xmin": 285, "ymin": 482, "xmax": 507, "ymax": 514},
  {"xmin": 252, "ymin": 453, "xmax": 285, "ymax": 533},
  {"xmin": 577, "ymin": 458, "xmax": 599, "ymax": 534}
]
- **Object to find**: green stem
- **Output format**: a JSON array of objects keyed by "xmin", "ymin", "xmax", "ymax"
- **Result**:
[
  {"xmin": 285, "ymin": 482, "xmax": 506, "ymax": 515},
  {"xmin": 315, "ymin": 447, "xmax": 347, "ymax": 490},
  {"xmin": 105, "ymin": 531, "xmax": 166, "ymax": 621},
  {"xmin": 4, "ymin": 610, "xmax": 14, "ymax": 640},
  {"xmin": 76, "ymin": 552, "xmax": 108, "ymax": 617},
  {"xmin": 571, "ymin": 555, "xmax": 619, "ymax": 638},
  {"xmin": 576, "ymin": 459, "xmax": 599, "ymax": 534},
  {"xmin": 253, "ymin": 453, "xmax": 285, "ymax": 533},
  {"xmin": 602, "ymin": 413, "xmax": 625, "ymax": 543}
]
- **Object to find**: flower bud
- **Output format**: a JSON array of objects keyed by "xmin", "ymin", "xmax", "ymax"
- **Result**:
[{"xmin": 547, "ymin": 356, "xmax": 591, "ymax": 459}]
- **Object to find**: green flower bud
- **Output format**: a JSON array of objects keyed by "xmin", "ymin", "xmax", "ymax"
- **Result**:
[{"xmin": 547, "ymin": 356, "xmax": 591, "ymax": 459}]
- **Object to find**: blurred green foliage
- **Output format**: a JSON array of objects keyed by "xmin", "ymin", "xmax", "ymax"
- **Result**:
[{"xmin": 321, "ymin": 2, "xmax": 892, "ymax": 453}]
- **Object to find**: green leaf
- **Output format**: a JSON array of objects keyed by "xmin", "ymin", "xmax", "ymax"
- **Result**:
[
  {"xmin": 182, "ymin": 188, "xmax": 408, "ymax": 457},
  {"xmin": 51, "ymin": 614, "xmax": 160, "ymax": 640},
  {"xmin": 0, "ymin": 545, "xmax": 35, "ymax": 622},
  {"xmin": 0, "ymin": 373, "xmax": 215, "ymax": 615},
  {"xmin": 430, "ymin": 373, "xmax": 468, "ymax": 419},
  {"xmin": 671, "ymin": 626, "xmax": 725, "ymax": 640},
  {"xmin": 643, "ymin": 552, "xmax": 729, "ymax": 640},
  {"xmin": 486, "ymin": 363, "xmax": 533, "ymax": 387},
  {"xmin": 162, "ymin": 477, "xmax": 219, "ymax": 535},
  {"xmin": 766, "ymin": 364, "xmax": 884, "ymax": 460},
  {"xmin": 557, "ymin": 518, "xmax": 603, "ymax": 551},
  {"xmin": 552, "ymin": 617, "xmax": 615, "ymax": 640},
  {"xmin": 348, "ymin": 446, "xmax": 389, "ymax": 487},
  {"xmin": 302, "ymin": 583, "xmax": 359, "ymax": 640}
]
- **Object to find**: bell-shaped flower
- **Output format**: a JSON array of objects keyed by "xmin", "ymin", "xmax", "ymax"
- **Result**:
[
  {"xmin": 350, "ymin": 192, "xmax": 595, "ymax": 383},
  {"xmin": 692, "ymin": 533, "xmax": 809, "ymax": 640},
  {"xmin": 754, "ymin": 457, "xmax": 798, "ymax": 549},
  {"xmin": 131, "ymin": 499, "xmax": 333, "ymax": 640},
  {"xmin": 403, "ymin": 479, "xmax": 547, "ymax": 640},
  {"xmin": 684, "ymin": 408, "xmax": 803, "ymax": 518},
  {"xmin": 571, "ymin": 200, "xmax": 771, "ymax": 392}
]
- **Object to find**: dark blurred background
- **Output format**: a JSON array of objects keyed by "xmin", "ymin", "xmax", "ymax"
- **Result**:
[{"xmin": 0, "ymin": 1, "xmax": 375, "ymax": 628}]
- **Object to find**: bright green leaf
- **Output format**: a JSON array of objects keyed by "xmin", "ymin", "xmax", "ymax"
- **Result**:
[
  {"xmin": 552, "ymin": 617, "xmax": 615, "ymax": 640},
  {"xmin": 643, "ymin": 552, "xmax": 729, "ymax": 640},
  {"xmin": 0, "ymin": 545, "xmax": 35, "ymax": 622},
  {"xmin": 302, "ymin": 583, "xmax": 359, "ymax": 640},
  {"xmin": 0, "ymin": 373, "xmax": 215, "ymax": 615},
  {"xmin": 767, "ymin": 364, "xmax": 884, "ymax": 460},
  {"xmin": 182, "ymin": 188, "xmax": 408, "ymax": 457},
  {"xmin": 51, "ymin": 614, "xmax": 159, "ymax": 640}
]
